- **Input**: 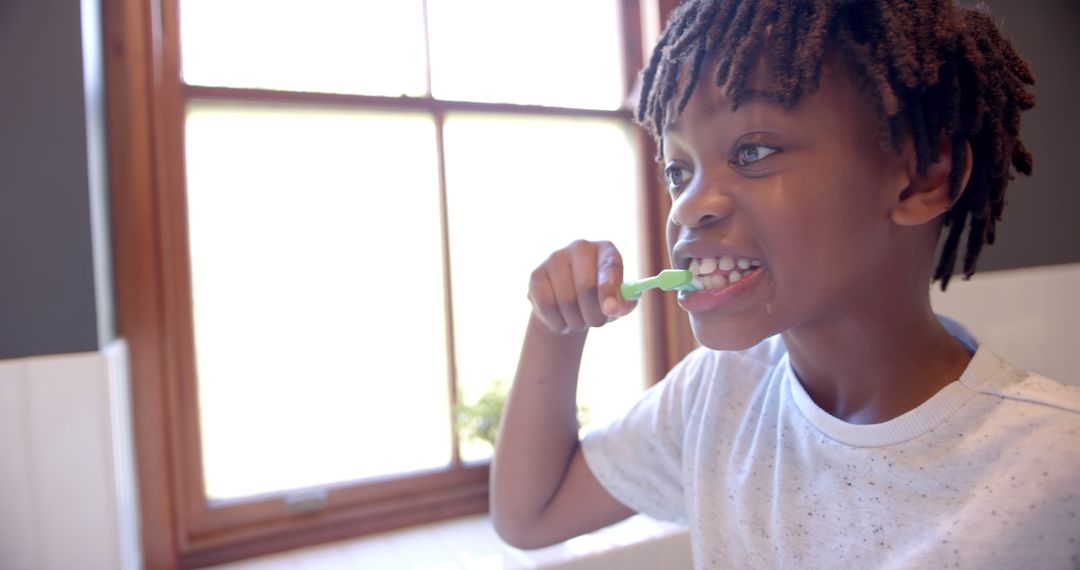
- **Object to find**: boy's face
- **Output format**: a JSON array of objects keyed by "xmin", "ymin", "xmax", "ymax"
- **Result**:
[{"xmin": 663, "ymin": 57, "xmax": 913, "ymax": 350}]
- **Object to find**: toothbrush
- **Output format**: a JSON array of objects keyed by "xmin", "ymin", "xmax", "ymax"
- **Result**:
[{"xmin": 620, "ymin": 269, "xmax": 699, "ymax": 301}]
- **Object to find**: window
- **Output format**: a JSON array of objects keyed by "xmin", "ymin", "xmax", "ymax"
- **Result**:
[
  {"xmin": 105, "ymin": 0, "xmax": 692, "ymax": 566},
  {"xmin": 185, "ymin": 102, "xmax": 453, "ymax": 499}
]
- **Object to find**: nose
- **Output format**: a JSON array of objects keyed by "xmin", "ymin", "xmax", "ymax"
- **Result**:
[{"xmin": 668, "ymin": 171, "xmax": 735, "ymax": 229}]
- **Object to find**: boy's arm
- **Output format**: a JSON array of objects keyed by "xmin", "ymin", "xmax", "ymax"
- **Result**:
[
  {"xmin": 490, "ymin": 315, "xmax": 635, "ymax": 549},
  {"xmin": 491, "ymin": 240, "xmax": 639, "ymax": 548}
]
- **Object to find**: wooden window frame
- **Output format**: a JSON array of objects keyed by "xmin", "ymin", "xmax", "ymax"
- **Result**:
[{"xmin": 103, "ymin": 0, "xmax": 695, "ymax": 568}]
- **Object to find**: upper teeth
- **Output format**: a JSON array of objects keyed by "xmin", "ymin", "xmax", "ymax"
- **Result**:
[
  {"xmin": 689, "ymin": 255, "xmax": 760, "ymax": 276},
  {"xmin": 688, "ymin": 255, "xmax": 761, "ymax": 291}
]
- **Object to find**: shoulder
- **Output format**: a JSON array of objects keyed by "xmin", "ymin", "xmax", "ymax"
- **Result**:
[
  {"xmin": 941, "ymin": 314, "xmax": 1080, "ymax": 439},
  {"xmin": 988, "ymin": 371, "xmax": 1080, "ymax": 417},
  {"xmin": 960, "ymin": 348, "xmax": 1080, "ymax": 466},
  {"xmin": 961, "ymin": 347, "xmax": 1080, "ymax": 420}
]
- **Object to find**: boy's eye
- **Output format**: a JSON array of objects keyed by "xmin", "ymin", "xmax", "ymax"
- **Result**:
[
  {"xmin": 664, "ymin": 163, "xmax": 693, "ymax": 193},
  {"xmin": 733, "ymin": 144, "xmax": 779, "ymax": 167}
]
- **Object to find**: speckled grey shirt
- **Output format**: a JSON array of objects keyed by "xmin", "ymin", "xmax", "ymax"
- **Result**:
[{"xmin": 582, "ymin": 319, "xmax": 1080, "ymax": 569}]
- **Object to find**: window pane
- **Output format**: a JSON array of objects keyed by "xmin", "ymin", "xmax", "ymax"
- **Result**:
[
  {"xmin": 180, "ymin": 0, "xmax": 428, "ymax": 97},
  {"xmin": 427, "ymin": 0, "xmax": 624, "ymax": 109},
  {"xmin": 185, "ymin": 102, "xmax": 450, "ymax": 500},
  {"xmin": 443, "ymin": 114, "xmax": 646, "ymax": 462}
]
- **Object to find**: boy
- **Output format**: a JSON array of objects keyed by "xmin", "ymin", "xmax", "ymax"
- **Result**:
[{"xmin": 491, "ymin": 0, "xmax": 1080, "ymax": 568}]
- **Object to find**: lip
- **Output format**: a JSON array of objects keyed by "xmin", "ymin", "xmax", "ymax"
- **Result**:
[{"xmin": 677, "ymin": 265, "xmax": 765, "ymax": 313}]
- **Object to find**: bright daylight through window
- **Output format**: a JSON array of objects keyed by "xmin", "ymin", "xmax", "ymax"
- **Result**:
[{"xmin": 180, "ymin": 0, "xmax": 648, "ymax": 501}]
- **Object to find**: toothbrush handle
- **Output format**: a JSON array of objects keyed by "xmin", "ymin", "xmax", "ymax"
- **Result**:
[{"xmin": 620, "ymin": 278, "xmax": 656, "ymax": 302}]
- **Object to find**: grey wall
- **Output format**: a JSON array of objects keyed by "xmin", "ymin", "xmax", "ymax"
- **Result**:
[
  {"xmin": 0, "ymin": 0, "xmax": 114, "ymax": 359},
  {"xmin": 967, "ymin": 0, "xmax": 1080, "ymax": 272}
]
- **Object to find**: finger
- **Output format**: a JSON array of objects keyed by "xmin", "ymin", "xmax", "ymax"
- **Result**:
[
  {"xmin": 595, "ymin": 241, "xmax": 636, "ymax": 318},
  {"xmin": 529, "ymin": 267, "xmax": 567, "ymax": 332},
  {"xmin": 569, "ymin": 243, "xmax": 606, "ymax": 328},
  {"xmin": 550, "ymin": 251, "xmax": 587, "ymax": 332}
]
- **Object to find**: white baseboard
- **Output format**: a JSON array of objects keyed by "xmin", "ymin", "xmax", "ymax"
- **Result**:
[{"xmin": 0, "ymin": 340, "xmax": 140, "ymax": 570}]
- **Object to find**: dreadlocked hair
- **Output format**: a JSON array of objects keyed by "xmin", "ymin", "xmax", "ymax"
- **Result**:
[{"xmin": 637, "ymin": 0, "xmax": 1035, "ymax": 290}]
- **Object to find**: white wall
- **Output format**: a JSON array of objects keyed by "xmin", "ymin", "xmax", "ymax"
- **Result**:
[{"xmin": 0, "ymin": 340, "xmax": 140, "ymax": 570}]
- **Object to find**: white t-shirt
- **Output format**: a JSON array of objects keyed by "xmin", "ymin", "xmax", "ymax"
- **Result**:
[{"xmin": 582, "ymin": 319, "xmax": 1080, "ymax": 569}]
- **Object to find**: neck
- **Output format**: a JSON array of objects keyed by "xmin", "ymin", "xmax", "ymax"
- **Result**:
[{"xmin": 781, "ymin": 294, "xmax": 972, "ymax": 425}]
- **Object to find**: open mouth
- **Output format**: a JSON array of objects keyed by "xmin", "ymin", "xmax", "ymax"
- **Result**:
[{"xmin": 688, "ymin": 254, "xmax": 763, "ymax": 291}]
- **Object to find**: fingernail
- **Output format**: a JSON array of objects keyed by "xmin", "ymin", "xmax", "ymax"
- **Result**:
[{"xmin": 601, "ymin": 297, "xmax": 617, "ymax": 316}]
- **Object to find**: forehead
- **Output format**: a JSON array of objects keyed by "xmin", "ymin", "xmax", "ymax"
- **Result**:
[
  {"xmin": 659, "ymin": 58, "xmax": 893, "ymax": 169},
  {"xmin": 663, "ymin": 53, "xmax": 779, "ymax": 133},
  {"xmin": 662, "ymin": 53, "xmax": 873, "ymax": 137}
]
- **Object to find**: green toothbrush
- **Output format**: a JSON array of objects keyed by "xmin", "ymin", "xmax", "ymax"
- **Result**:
[{"xmin": 620, "ymin": 269, "xmax": 699, "ymax": 301}]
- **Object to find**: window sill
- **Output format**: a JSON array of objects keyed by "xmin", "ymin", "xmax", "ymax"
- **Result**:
[{"xmin": 206, "ymin": 514, "xmax": 691, "ymax": 569}]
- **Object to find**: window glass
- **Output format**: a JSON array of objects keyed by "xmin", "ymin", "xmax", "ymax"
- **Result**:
[
  {"xmin": 442, "ymin": 113, "xmax": 647, "ymax": 462},
  {"xmin": 185, "ymin": 101, "xmax": 450, "ymax": 500},
  {"xmin": 427, "ymin": 0, "xmax": 624, "ymax": 109},
  {"xmin": 180, "ymin": 0, "xmax": 428, "ymax": 97}
]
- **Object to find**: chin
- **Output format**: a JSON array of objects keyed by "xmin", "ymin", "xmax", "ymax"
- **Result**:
[{"xmin": 689, "ymin": 318, "xmax": 771, "ymax": 352}]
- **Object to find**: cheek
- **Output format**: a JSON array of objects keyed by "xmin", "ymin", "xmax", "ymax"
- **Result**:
[
  {"xmin": 666, "ymin": 220, "xmax": 679, "ymax": 262},
  {"xmin": 757, "ymin": 173, "xmax": 888, "ymax": 284}
]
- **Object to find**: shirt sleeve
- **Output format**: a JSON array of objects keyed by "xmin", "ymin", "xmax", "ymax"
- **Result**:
[{"xmin": 581, "ymin": 349, "xmax": 708, "ymax": 524}]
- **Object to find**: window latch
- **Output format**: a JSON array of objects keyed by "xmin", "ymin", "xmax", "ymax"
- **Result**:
[{"xmin": 285, "ymin": 488, "xmax": 328, "ymax": 514}]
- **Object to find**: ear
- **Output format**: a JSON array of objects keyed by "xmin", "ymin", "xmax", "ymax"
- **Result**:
[{"xmin": 890, "ymin": 133, "xmax": 973, "ymax": 226}]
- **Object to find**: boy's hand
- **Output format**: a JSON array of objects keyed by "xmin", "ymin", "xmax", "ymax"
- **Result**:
[{"xmin": 528, "ymin": 240, "xmax": 637, "ymax": 335}]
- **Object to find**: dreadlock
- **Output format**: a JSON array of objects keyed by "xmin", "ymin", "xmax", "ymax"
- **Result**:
[{"xmin": 637, "ymin": 0, "xmax": 1035, "ymax": 290}]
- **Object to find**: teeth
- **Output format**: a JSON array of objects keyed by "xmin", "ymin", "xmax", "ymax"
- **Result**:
[
  {"xmin": 698, "ymin": 257, "xmax": 717, "ymax": 274},
  {"xmin": 686, "ymin": 255, "xmax": 763, "ymax": 290}
]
